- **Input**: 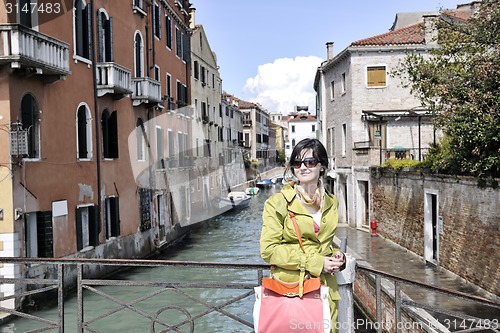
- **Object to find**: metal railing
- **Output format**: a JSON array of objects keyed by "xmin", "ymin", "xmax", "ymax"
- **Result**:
[{"xmin": 0, "ymin": 258, "xmax": 498, "ymax": 333}]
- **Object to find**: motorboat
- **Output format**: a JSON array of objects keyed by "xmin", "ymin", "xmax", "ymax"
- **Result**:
[
  {"xmin": 245, "ymin": 187, "xmax": 260, "ymax": 195},
  {"xmin": 256, "ymin": 179, "xmax": 274, "ymax": 188},
  {"xmin": 217, "ymin": 191, "xmax": 251, "ymax": 211}
]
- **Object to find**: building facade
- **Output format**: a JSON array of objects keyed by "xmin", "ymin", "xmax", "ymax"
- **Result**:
[
  {"xmin": 0, "ymin": 0, "xmax": 195, "ymax": 309},
  {"xmin": 314, "ymin": 4, "xmax": 473, "ymax": 228}
]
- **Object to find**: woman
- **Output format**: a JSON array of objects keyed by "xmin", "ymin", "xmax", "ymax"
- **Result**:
[{"xmin": 260, "ymin": 138, "xmax": 345, "ymax": 332}]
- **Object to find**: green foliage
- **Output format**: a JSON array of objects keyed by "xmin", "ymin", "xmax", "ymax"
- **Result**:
[
  {"xmin": 381, "ymin": 159, "xmax": 425, "ymax": 171},
  {"xmin": 392, "ymin": 0, "xmax": 500, "ymax": 184},
  {"xmin": 276, "ymin": 149, "xmax": 286, "ymax": 166}
]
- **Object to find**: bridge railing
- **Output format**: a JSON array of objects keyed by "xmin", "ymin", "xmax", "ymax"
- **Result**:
[{"xmin": 0, "ymin": 257, "xmax": 498, "ymax": 333}]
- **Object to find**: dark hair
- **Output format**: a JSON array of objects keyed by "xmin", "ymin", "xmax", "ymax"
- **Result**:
[{"xmin": 287, "ymin": 138, "xmax": 328, "ymax": 177}]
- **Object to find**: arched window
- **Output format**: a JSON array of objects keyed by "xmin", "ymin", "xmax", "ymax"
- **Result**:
[
  {"xmin": 134, "ymin": 32, "xmax": 144, "ymax": 77},
  {"xmin": 97, "ymin": 10, "xmax": 113, "ymax": 62},
  {"xmin": 136, "ymin": 118, "xmax": 145, "ymax": 161},
  {"xmin": 21, "ymin": 93, "xmax": 40, "ymax": 159},
  {"xmin": 102, "ymin": 109, "xmax": 118, "ymax": 158},
  {"xmin": 74, "ymin": 0, "xmax": 91, "ymax": 59},
  {"xmin": 77, "ymin": 104, "xmax": 92, "ymax": 159}
]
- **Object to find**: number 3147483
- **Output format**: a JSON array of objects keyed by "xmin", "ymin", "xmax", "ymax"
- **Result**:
[{"xmin": 6, "ymin": 2, "xmax": 61, "ymax": 14}]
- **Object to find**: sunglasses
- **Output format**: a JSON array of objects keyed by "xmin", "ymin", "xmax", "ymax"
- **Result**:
[{"xmin": 291, "ymin": 157, "xmax": 319, "ymax": 169}]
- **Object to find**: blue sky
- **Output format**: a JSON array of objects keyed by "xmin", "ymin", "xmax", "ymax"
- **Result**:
[{"xmin": 192, "ymin": 0, "xmax": 462, "ymax": 114}]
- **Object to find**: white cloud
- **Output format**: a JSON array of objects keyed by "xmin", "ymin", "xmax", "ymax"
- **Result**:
[{"xmin": 243, "ymin": 56, "xmax": 323, "ymax": 115}]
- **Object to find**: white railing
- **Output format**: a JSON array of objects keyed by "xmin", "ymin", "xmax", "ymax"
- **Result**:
[
  {"xmin": 0, "ymin": 24, "xmax": 69, "ymax": 75},
  {"xmin": 132, "ymin": 77, "xmax": 162, "ymax": 105},
  {"xmin": 96, "ymin": 62, "xmax": 132, "ymax": 97}
]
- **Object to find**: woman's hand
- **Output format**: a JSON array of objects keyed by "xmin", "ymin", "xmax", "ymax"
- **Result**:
[{"xmin": 322, "ymin": 251, "xmax": 346, "ymax": 275}]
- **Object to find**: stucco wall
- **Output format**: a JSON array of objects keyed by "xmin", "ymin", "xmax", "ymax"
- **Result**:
[{"xmin": 370, "ymin": 169, "xmax": 499, "ymax": 296}]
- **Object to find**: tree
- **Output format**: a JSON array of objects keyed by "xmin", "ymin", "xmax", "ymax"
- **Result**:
[{"xmin": 394, "ymin": 0, "xmax": 499, "ymax": 184}]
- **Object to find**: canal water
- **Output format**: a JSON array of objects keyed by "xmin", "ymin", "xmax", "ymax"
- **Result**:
[{"xmin": 0, "ymin": 186, "xmax": 281, "ymax": 332}]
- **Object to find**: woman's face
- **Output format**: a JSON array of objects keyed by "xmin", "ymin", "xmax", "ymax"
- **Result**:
[{"xmin": 292, "ymin": 148, "xmax": 322, "ymax": 186}]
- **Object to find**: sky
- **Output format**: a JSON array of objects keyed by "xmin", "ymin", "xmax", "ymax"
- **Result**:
[{"xmin": 192, "ymin": 0, "xmax": 463, "ymax": 115}]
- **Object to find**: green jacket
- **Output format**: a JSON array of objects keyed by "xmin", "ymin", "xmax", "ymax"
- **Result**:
[{"xmin": 260, "ymin": 184, "xmax": 341, "ymax": 300}]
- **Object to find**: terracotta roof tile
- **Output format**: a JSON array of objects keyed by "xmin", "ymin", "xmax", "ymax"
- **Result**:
[
  {"xmin": 288, "ymin": 115, "xmax": 317, "ymax": 122},
  {"xmin": 443, "ymin": 9, "xmax": 472, "ymax": 20},
  {"xmin": 351, "ymin": 23, "xmax": 425, "ymax": 47}
]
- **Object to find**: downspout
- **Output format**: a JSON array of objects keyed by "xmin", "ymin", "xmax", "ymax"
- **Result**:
[{"xmin": 90, "ymin": 0, "xmax": 103, "ymax": 239}]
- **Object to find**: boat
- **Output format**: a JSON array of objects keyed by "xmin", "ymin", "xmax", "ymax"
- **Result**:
[
  {"xmin": 256, "ymin": 179, "xmax": 274, "ymax": 188},
  {"xmin": 216, "ymin": 191, "xmax": 251, "ymax": 211},
  {"xmin": 270, "ymin": 176, "xmax": 284, "ymax": 184},
  {"xmin": 245, "ymin": 187, "xmax": 260, "ymax": 195}
]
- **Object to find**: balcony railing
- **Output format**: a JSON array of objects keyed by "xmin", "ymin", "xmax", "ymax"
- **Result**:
[
  {"xmin": 243, "ymin": 120, "xmax": 252, "ymax": 127},
  {"xmin": 132, "ymin": 77, "xmax": 162, "ymax": 106},
  {"xmin": 96, "ymin": 62, "xmax": 133, "ymax": 97},
  {"xmin": 0, "ymin": 24, "xmax": 70, "ymax": 76}
]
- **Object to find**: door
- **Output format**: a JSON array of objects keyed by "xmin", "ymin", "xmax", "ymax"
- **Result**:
[{"xmin": 424, "ymin": 190, "xmax": 439, "ymax": 265}]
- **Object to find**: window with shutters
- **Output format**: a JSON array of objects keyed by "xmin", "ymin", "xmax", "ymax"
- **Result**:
[
  {"xmin": 21, "ymin": 93, "xmax": 40, "ymax": 159},
  {"xmin": 105, "ymin": 197, "xmax": 120, "ymax": 238},
  {"xmin": 74, "ymin": 0, "xmax": 91, "ymax": 60},
  {"xmin": 153, "ymin": 2, "xmax": 161, "ymax": 39},
  {"xmin": 25, "ymin": 211, "xmax": 53, "ymax": 258},
  {"xmin": 156, "ymin": 126, "xmax": 164, "ymax": 168},
  {"xmin": 102, "ymin": 109, "xmax": 119, "ymax": 159},
  {"xmin": 165, "ymin": 15, "xmax": 172, "ymax": 49},
  {"xmin": 76, "ymin": 205, "xmax": 98, "ymax": 251},
  {"xmin": 367, "ymin": 66, "xmax": 387, "ymax": 87},
  {"xmin": 136, "ymin": 118, "xmax": 145, "ymax": 161},
  {"xmin": 175, "ymin": 27, "xmax": 182, "ymax": 58},
  {"xmin": 193, "ymin": 60, "xmax": 199, "ymax": 80},
  {"xmin": 97, "ymin": 9, "xmax": 113, "ymax": 63},
  {"xmin": 77, "ymin": 103, "xmax": 92, "ymax": 160},
  {"xmin": 134, "ymin": 32, "xmax": 144, "ymax": 77}
]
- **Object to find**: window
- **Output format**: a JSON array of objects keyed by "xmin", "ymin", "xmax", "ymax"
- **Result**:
[
  {"xmin": 156, "ymin": 126, "xmax": 164, "ymax": 168},
  {"xmin": 139, "ymin": 188, "xmax": 152, "ymax": 231},
  {"xmin": 136, "ymin": 118, "xmax": 145, "ymax": 161},
  {"xmin": 102, "ymin": 109, "xmax": 119, "ymax": 159},
  {"xmin": 166, "ymin": 73, "xmax": 172, "ymax": 101},
  {"xmin": 134, "ymin": 32, "xmax": 144, "ymax": 77},
  {"xmin": 168, "ymin": 130, "xmax": 175, "ymax": 159},
  {"xmin": 292, "ymin": 139, "xmax": 296, "ymax": 147},
  {"xmin": 157, "ymin": 193, "xmax": 167, "ymax": 228},
  {"xmin": 165, "ymin": 15, "xmax": 172, "ymax": 49},
  {"xmin": 97, "ymin": 10, "xmax": 113, "ymax": 62},
  {"xmin": 367, "ymin": 66, "xmax": 387, "ymax": 87},
  {"xmin": 312, "ymin": 125, "xmax": 316, "ymax": 132},
  {"xmin": 19, "ymin": 0, "xmax": 34, "ymax": 28},
  {"xmin": 341, "ymin": 73, "xmax": 346, "ymax": 93},
  {"xmin": 291, "ymin": 125, "xmax": 295, "ymax": 133},
  {"xmin": 154, "ymin": 65, "xmax": 160, "ymax": 81},
  {"xmin": 77, "ymin": 104, "xmax": 92, "ymax": 160},
  {"xmin": 193, "ymin": 60, "xmax": 199, "ymax": 80},
  {"xmin": 153, "ymin": 2, "xmax": 161, "ymax": 39},
  {"xmin": 76, "ymin": 206, "xmax": 98, "ymax": 251},
  {"xmin": 25, "ymin": 211, "xmax": 53, "ymax": 258},
  {"xmin": 21, "ymin": 93, "xmax": 40, "ymax": 159},
  {"xmin": 74, "ymin": 0, "xmax": 91, "ymax": 60},
  {"xmin": 175, "ymin": 27, "xmax": 182, "ymax": 58},
  {"xmin": 105, "ymin": 197, "xmax": 120, "ymax": 238},
  {"xmin": 330, "ymin": 80, "xmax": 334, "ymax": 99},
  {"xmin": 342, "ymin": 123, "xmax": 347, "ymax": 156}
]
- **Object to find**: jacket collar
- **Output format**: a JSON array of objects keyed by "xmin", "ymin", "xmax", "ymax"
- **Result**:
[{"xmin": 280, "ymin": 183, "xmax": 335, "ymax": 215}]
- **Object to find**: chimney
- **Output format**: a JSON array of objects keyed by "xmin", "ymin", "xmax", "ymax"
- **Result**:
[
  {"xmin": 326, "ymin": 42, "xmax": 334, "ymax": 60},
  {"xmin": 189, "ymin": 7, "xmax": 196, "ymax": 29}
]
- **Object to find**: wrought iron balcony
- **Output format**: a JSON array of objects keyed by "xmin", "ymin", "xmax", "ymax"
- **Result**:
[
  {"xmin": 96, "ymin": 62, "xmax": 133, "ymax": 97},
  {"xmin": 132, "ymin": 77, "xmax": 162, "ymax": 106},
  {"xmin": 0, "ymin": 24, "xmax": 70, "ymax": 78}
]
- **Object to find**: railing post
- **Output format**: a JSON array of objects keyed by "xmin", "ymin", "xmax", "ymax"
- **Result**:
[
  {"xmin": 375, "ymin": 275, "xmax": 382, "ymax": 333},
  {"xmin": 57, "ymin": 264, "xmax": 64, "ymax": 333},
  {"xmin": 336, "ymin": 253, "xmax": 356, "ymax": 333},
  {"xmin": 395, "ymin": 281, "xmax": 401, "ymax": 333},
  {"xmin": 77, "ymin": 264, "xmax": 83, "ymax": 333}
]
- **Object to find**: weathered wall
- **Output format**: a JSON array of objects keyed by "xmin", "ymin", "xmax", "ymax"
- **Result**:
[{"xmin": 370, "ymin": 169, "xmax": 499, "ymax": 296}]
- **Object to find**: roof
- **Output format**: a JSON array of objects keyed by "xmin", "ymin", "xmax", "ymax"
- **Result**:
[
  {"xmin": 351, "ymin": 23, "xmax": 425, "ymax": 47},
  {"xmin": 288, "ymin": 115, "xmax": 317, "ymax": 122}
]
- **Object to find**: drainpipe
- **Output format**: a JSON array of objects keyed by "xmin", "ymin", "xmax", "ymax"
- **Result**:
[{"xmin": 90, "ymin": 0, "xmax": 103, "ymax": 237}]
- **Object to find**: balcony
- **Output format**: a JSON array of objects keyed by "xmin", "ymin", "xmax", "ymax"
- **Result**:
[
  {"xmin": 96, "ymin": 62, "xmax": 132, "ymax": 97},
  {"xmin": 0, "ymin": 24, "xmax": 70, "ymax": 79},
  {"xmin": 131, "ymin": 77, "xmax": 162, "ymax": 106},
  {"xmin": 243, "ymin": 120, "xmax": 252, "ymax": 127}
]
